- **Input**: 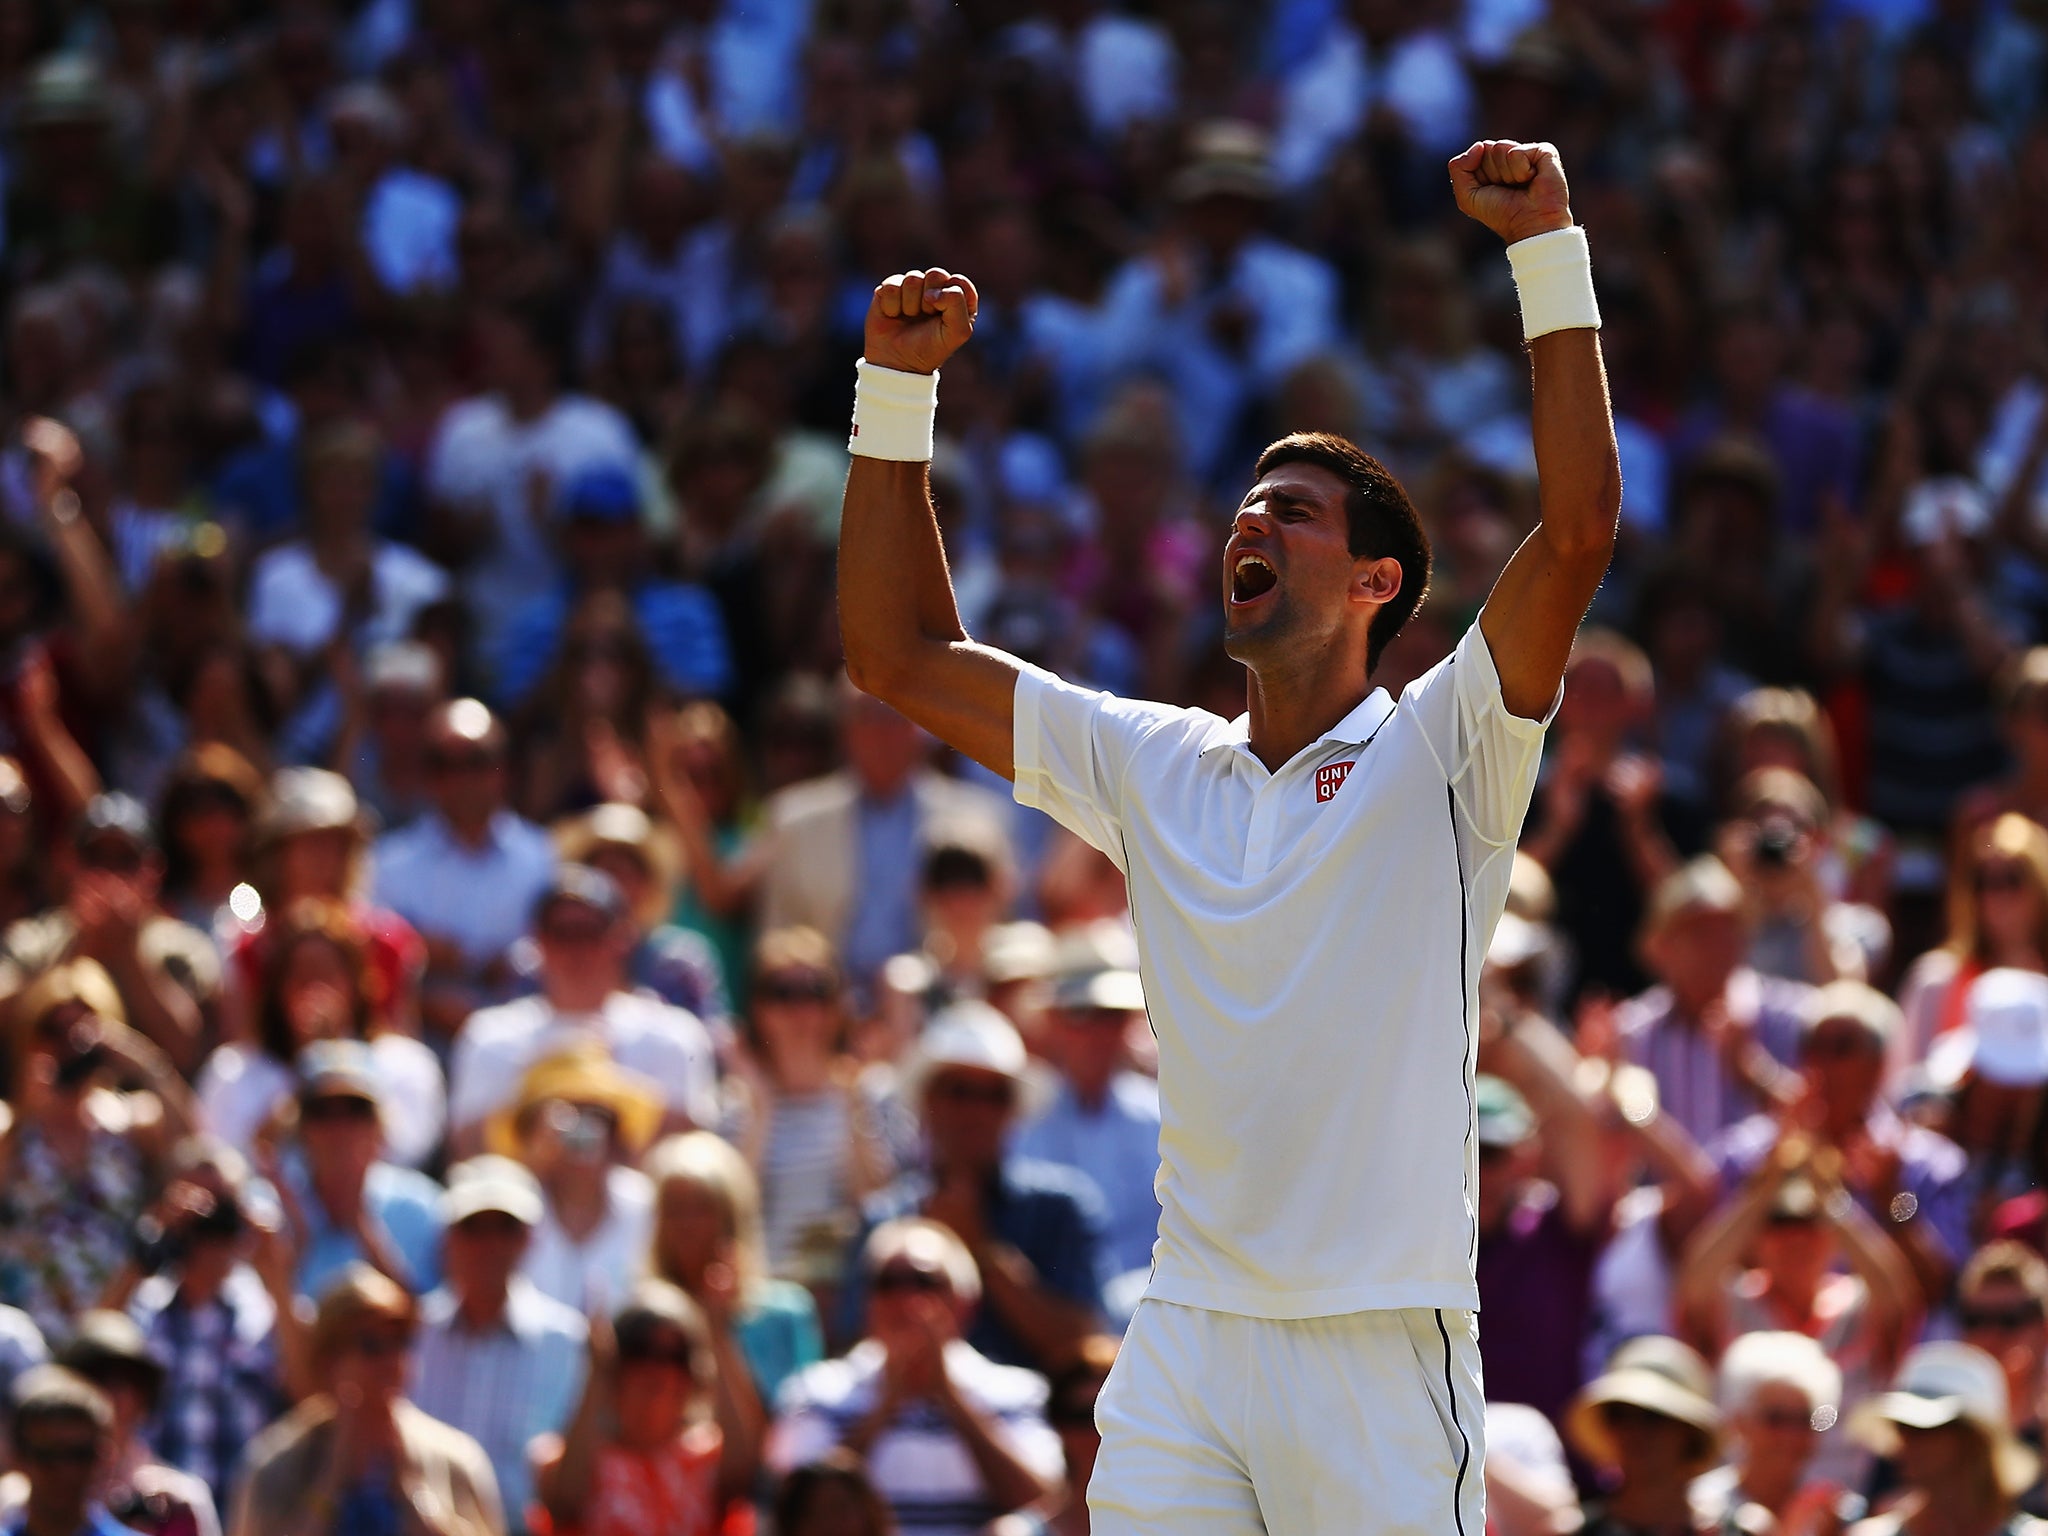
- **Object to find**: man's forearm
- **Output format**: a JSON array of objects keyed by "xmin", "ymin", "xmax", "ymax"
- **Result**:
[
  {"xmin": 839, "ymin": 457, "xmax": 966, "ymax": 695},
  {"xmin": 1528, "ymin": 327, "xmax": 1622, "ymax": 563}
]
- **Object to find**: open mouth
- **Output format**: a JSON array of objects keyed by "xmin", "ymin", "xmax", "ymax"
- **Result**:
[{"xmin": 1230, "ymin": 551, "xmax": 1278, "ymax": 605}]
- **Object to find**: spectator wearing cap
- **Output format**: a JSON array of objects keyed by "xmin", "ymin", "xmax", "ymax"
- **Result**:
[
  {"xmin": 245, "ymin": 419, "xmax": 450, "ymax": 763},
  {"xmin": 532, "ymin": 1279, "xmax": 763, "ymax": 1536},
  {"xmin": 771, "ymin": 1219, "xmax": 1061, "ymax": 1536},
  {"xmin": 980, "ymin": 921, "xmax": 1057, "ymax": 1048},
  {"xmin": 447, "ymin": 864, "xmax": 716, "ymax": 1158},
  {"xmin": 758, "ymin": 680, "xmax": 1013, "ymax": 989},
  {"xmin": 278, "ymin": 1040, "xmax": 444, "ymax": 1302},
  {"xmin": 489, "ymin": 462, "xmax": 732, "ymax": 710},
  {"xmin": 845, "ymin": 1002, "xmax": 1108, "ymax": 1374},
  {"xmin": 341, "ymin": 640, "xmax": 447, "ymax": 835},
  {"xmin": 369, "ymin": 698, "xmax": 559, "ymax": 1034},
  {"xmin": 124, "ymin": 1140, "xmax": 290, "ymax": 1511},
  {"xmin": 200, "ymin": 897, "xmax": 444, "ymax": 1169},
  {"xmin": 230, "ymin": 1264, "xmax": 504, "ymax": 1536},
  {"xmin": 727, "ymin": 927, "xmax": 893, "ymax": 1288},
  {"xmin": 0, "ymin": 961, "xmax": 198, "ymax": 1341},
  {"xmin": 1013, "ymin": 924, "xmax": 1162, "ymax": 1308},
  {"xmin": 487, "ymin": 1047, "xmax": 661, "ymax": 1314},
  {"xmin": 1715, "ymin": 981, "xmax": 1971, "ymax": 1307},
  {"xmin": 1676, "ymin": 1147, "xmax": 1914, "ymax": 1483},
  {"xmin": 1616, "ymin": 855, "xmax": 1812, "ymax": 1145},
  {"xmin": 1693, "ymin": 1331, "xmax": 1856, "ymax": 1536},
  {"xmin": 422, "ymin": 301, "xmax": 640, "ymax": 660},
  {"xmin": 2, "ymin": 1364, "xmax": 143, "ymax": 1536},
  {"xmin": 551, "ymin": 802, "xmax": 729, "ymax": 1029},
  {"xmin": 1957, "ymin": 1242, "xmax": 2048, "ymax": 1516},
  {"xmin": 409, "ymin": 1156, "xmax": 587, "ymax": 1535},
  {"xmin": 16, "ymin": 1310, "xmax": 220, "ymax": 1536},
  {"xmin": 231, "ymin": 766, "xmax": 427, "ymax": 1044},
  {"xmin": 0, "ymin": 793, "xmax": 221, "ymax": 1077},
  {"xmin": 1846, "ymin": 1342, "xmax": 2040, "ymax": 1536},
  {"xmin": 1564, "ymin": 1336, "xmax": 1724, "ymax": 1536},
  {"xmin": 1472, "ymin": 1072, "xmax": 1615, "ymax": 1427}
]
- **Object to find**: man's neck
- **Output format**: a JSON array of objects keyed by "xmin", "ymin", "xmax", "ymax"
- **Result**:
[
  {"xmin": 1244, "ymin": 653, "xmax": 1372, "ymax": 774},
  {"xmin": 544, "ymin": 981, "xmax": 617, "ymax": 1017},
  {"xmin": 547, "ymin": 1167, "xmax": 611, "ymax": 1241},
  {"xmin": 457, "ymin": 1284, "xmax": 512, "ymax": 1332},
  {"xmin": 441, "ymin": 811, "xmax": 496, "ymax": 850}
]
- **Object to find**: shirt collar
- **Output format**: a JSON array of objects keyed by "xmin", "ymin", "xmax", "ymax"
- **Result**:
[{"xmin": 1198, "ymin": 688, "xmax": 1396, "ymax": 761}]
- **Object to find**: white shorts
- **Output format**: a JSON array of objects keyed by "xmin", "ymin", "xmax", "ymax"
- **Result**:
[{"xmin": 1090, "ymin": 1300, "xmax": 1486, "ymax": 1536}]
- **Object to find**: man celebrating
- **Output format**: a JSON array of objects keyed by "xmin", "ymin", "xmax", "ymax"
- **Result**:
[{"xmin": 838, "ymin": 141, "xmax": 1618, "ymax": 1534}]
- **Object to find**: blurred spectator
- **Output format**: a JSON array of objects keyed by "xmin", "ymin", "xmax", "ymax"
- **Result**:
[
  {"xmin": 228, "ymin": 1264, "xmax": 503, "ymax": 1536},
  {"xmin": 1958, "ymin": 1241, "xmax": 2048, "ymax": 1516},
  {"xmin": 124, "ymin": 1140, "xmax": 290, "ymax": 1511},
  {"xmin": 0, "ymin": 961, "xmax": 197, "ymax": 1340},
  {"xmin": 902, "ymin": 826, "xmax": 1016, "ymax": 1006},
  {"xmin": 770, "ymin": 1219, "xmax": 1060, "ymax": 1536},
  {"xmin": 772, "ymin": 1450, "xmax": 897, "ymax": 1536},
  {"xmin": 3, "ymin": 1364, "xmax": 141, "ymax": 1536},
  {"xmin": 846, "ymin": 1003, "xmax": 1108, "ymax": 1374},
  {"xmin": 149, "ymin": 747, "xmax": 261, "ymax": 938},
  {"xmin": 1013, "ymin": 926, "xmax": 1162, "ymax": 1311},
  {"xmin": 1929, "ymin": 969, "xmax": 2048, "ymax": 1235},
  {"xmin": 1958, "ymin": 649, "xmax": 2048, "ymax": 837},
  {"xmin": 726, "ymin": 927, "xmax": 892, "ymax": 1290},
  {"xmin": 988, "ymin": 1334, "xmax": 1118, "ymax": 1536},
  {"xmin": 758, "ymin": 685, "xmax": 1011, "ymax": 989},
  {"xmin": 1563, "ymin": 1337, "xmax": 1724, "ymax": 1536},
  {"xmin": 43, "ymin": 1310, "xmax": 219, "ymax": 1536},
  {"xmin": 552, "ymin": 802, "xmax": 728, "ymax": 1028},
  {"xmin": 447, "ymin": 864, "xmax": 715, "ymax": 1157},
  {"xmin": 646, "ymin": 699, "xmax": 759, "ymax": 1000},
  {"xmin": 200, "ymin": 898, "xmax": 443, "ymax": 1170},
  {"xmin": 410, "ymin": 1156, "xmax": 586, "ymax": 1536},
  {"xmin": 1482, "ymin": 1401, "xmax": 1583, "ymax": 1536},
  {"xmin": 487, "ymin": 1047, "xmax": 660, "ymax": 1315},
  {"xmin": 531, "ymin": 1280, "xmax": 763, "ymax": 1536},
  {"xmin": 1618, "ymin": 857, "xmax": 1811, "ymax": 1144},
  {"xmin": 1719, "ymin": 768, "xmax": 1891, "ymax": 985},
  {"xmin": 274, "ymin": 1040, "xmax": 442, "ymax": 1301},
  {"xmin": 1694, "ymin": 1331, "xmax": 1856, "ymax": 1536},
  {"xmin": 370, "ymin": 699, "xmax": 558, "ymax": 1035},
  {"xmin": 337, "ymin": 640, "xmax": 445, "ymax": 834},
  {"xmin": 644, "ymin": 1130, "xmax": 822, "ymax": 1412},
  {"xmin": 1846, "ymin": 1342, "xmax": 2039, "ymax": 1536},
  {"xmin": 1, "ymin": 794, "xmax": 218, "ymax": 1077},
  {"xmin": 1272, "ymin": 0, "xmax": 1473, "ymax": 192}
]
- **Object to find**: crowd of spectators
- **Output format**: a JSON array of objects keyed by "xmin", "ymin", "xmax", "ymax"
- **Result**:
[{"xmin": 0, "ymin": 0, "xmax": 2046, "ymax": 1534}]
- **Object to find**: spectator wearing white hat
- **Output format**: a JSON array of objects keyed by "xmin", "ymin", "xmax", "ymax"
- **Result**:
[
  {"xmin": 1715, "ymin": 981, "xmax": 1971, "ymax": 1307},
  {"xmin": 846, "ymin": 1002, "xmax": 1109, "ymax": 1374},
  {"xmin": 1013, "ymin": 924, "xmax": 1161, "ymax": 1316},
  {"xmin": 409, "ymin": 1156, "xmax": 587, "ymax": 1536},
  {"xmin": 1847, "ymin": 1342, "xmax": 2044, "ymax": 1536},
  {"xmin": 1693, "ymin": 1331, "xmax": 1858, "ymax": 1536},
  {"xmin": 1933, "ymin": 969, "xmax": 2048, "ymax": 1236}
]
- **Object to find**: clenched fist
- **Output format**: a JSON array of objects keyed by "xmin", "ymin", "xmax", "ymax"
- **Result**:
[
  {"xmin": 1449, "ymin": 140, "xmax": 1574, "ymax": 247},
  {"xmin": 864, "ymin": 266, "xmax": 979, "ymax": 376}
]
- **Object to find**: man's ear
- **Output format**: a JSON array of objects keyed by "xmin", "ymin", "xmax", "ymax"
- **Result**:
[{"xmin": 1353, "ymin": 555, "xmax": 1403, "ymax": 606}]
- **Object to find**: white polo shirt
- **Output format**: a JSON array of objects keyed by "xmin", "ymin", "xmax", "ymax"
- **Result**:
[{"xmin": 1013, "ymin": 620, "xmax": 1552, "ymax": 1318}]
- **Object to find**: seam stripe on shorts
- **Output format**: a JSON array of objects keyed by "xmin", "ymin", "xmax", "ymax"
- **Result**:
[
  {"xmin": 1435, "ymin": 1308, "xmax": 1472, "ymax": 1536},
  {"xmin": 1446, "ymin": 782, "xmax": 1475, "ymax": 1266}
]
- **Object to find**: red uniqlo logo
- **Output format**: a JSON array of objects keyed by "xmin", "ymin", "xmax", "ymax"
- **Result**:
[{"xmin": 1315, "ymin": 761, "xmax": 1355, "ymax": 803}]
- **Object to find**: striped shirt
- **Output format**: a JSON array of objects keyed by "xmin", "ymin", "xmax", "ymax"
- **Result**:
[
  {"xmin": 409, "ymin": 1281, "xmax": 588, "ymax": 1534},
  {"xmin": 1615, "ymin": 968, "xmax": 1811, "ymax": 1145},
  {"xmin": 769, "ymin": 1340, "xmax": 1062, "ymax": 1536},
  {"xmin": 131, "ymin": 1267, "xmax": 285, "ymax": 1509},
  {"xmin": 760, "ymin": 1088, "xmax": 858, "ymax": 1279}
]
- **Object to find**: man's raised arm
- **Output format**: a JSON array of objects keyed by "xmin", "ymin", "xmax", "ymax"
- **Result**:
[
  {"xmin": 1451, "ymin": 142, "xmax": 1623, "ymax": 720},
  {"xmin": 839, "ymin": 266, "xmax": 1026, "ymax": 780}
]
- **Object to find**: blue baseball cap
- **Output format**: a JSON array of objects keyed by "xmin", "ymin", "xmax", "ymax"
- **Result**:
[{"xmin": 557, "ymin": 464, "xmax": 640, "ymax": 524}]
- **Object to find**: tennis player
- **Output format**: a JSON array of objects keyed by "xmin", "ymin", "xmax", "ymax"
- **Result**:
[{"xmin": 838, "ymin": 140, "xmax": 1619, "ymax": 1535}]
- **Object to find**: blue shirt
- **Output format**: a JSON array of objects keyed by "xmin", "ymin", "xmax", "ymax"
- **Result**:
[
  {"xmin": 1014, "ymin": 1075, "xmax": 1163, "ymax": 1279},
  {"xmin": 292, "ymin": 1159, "xmax": 445, "ymax": 1301},
  {"xmin": 370, "ymin": 810, "xmax": 559, "ymax": 972},
  {"xmin": 841, "ymin": 790, "xmax": 921, "ymax": 984},
  {"xmin": 489, "ymin": 580, "xmax": 734, "ymax": 706},
  {"xmin": 0, "ymin": 1511, "xmax": 145, "ymax": 1536},
  {"xmin": 732, "ymin": 1278, "xmax": 825, "ymax": 1408},
  {"xmin": 843, "ymin": 1159, "xmax": 1111, "ymax": 1370}
]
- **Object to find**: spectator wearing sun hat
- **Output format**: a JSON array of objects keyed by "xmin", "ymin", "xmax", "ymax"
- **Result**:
[
  {"xmin": 1693, "ymin": 1330, "xmax": 1859, "ymax": 1536},
  {"xmin": 489, "ymin": 1045, "xmax": 663, "ymax": 1314},
  {"xmin": 1848, "ymin": 1342, "xmax": 2045, "ymax": 1536},
  {"xmin": 1566, "ymin": 1335, "xmax": 1724, "ymax": 1536},
  {"xmin": 845, "ymin": 1002, "xmax": 1109, "ymax": 1374}
]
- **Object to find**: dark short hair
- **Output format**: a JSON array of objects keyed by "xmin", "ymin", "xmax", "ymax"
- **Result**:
[
  {"xmin": 1252, "ymin": 433, "xmax": 1431, "ymax": 675},
  {"xmin": 10, "ymin": 1365, "xmax": 111, "ymax": 1445}
]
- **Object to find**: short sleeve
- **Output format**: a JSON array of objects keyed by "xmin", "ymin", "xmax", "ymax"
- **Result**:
[
  {"xmin": 1011, "ymin": 667, "xmax": 1195, "ymax": 869},
  {"xmin": 1403, "ymin": 622, "xmax": 1556, "ymax": 856}
]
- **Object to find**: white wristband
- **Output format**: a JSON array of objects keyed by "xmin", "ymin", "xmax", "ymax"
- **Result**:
[
  {"xmin": 849, "ymin": 359, "xmax": 939, "ymax": 461},
  {"xmin": 1507, "ymin": 226, "xmax": 1600, "ymax": 342}
]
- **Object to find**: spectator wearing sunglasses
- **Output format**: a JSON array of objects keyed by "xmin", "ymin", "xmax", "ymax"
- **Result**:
[
  {"xmin": 230, "ymin": 1264, "xmax": 504, "ymax": 1536},
  {"xmin": 727, "ymin": 927, "xmax": 893, "ymax": 1288},
  {"xmin": 1959, "ymin": 1242, "xmax": 2048, "ymax": 1517},
  {"xmin": 844, "ymin": 1003, "xmax": 1108, "ymax": 1374},
  {"xmin": 531, "ymin": 1280, "xmax": 762, "ymax": 1536},
  {"xmin": 410, "ymin": 1157, "xmax": 587, "ymax": 1536},
  {"xmin": 770, "ymin": 1220, "xmax": 1060, "ymax": 1536},
  {"xmin": 1564, "ymin": 1336, "xmax": 1724, "ymax": 1536},
  {"xmin": 276, "ymin": 1041, "xmax": 444, "ymax": 1302},
  {"xmin": 447, "ymin": 866, "xmax": 716, "ymax": 1159},
  {"xmin": 990, "ymin": 1333, "xmax": 1119, "ymax": 1536},
  {"xmin": 3, "ymin": 1365, "xmax": 143, "ymax": 1536},
  {"xmin": 1693, "ymin": 1330, "xmax": 1857, "ymax": 1536}
]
